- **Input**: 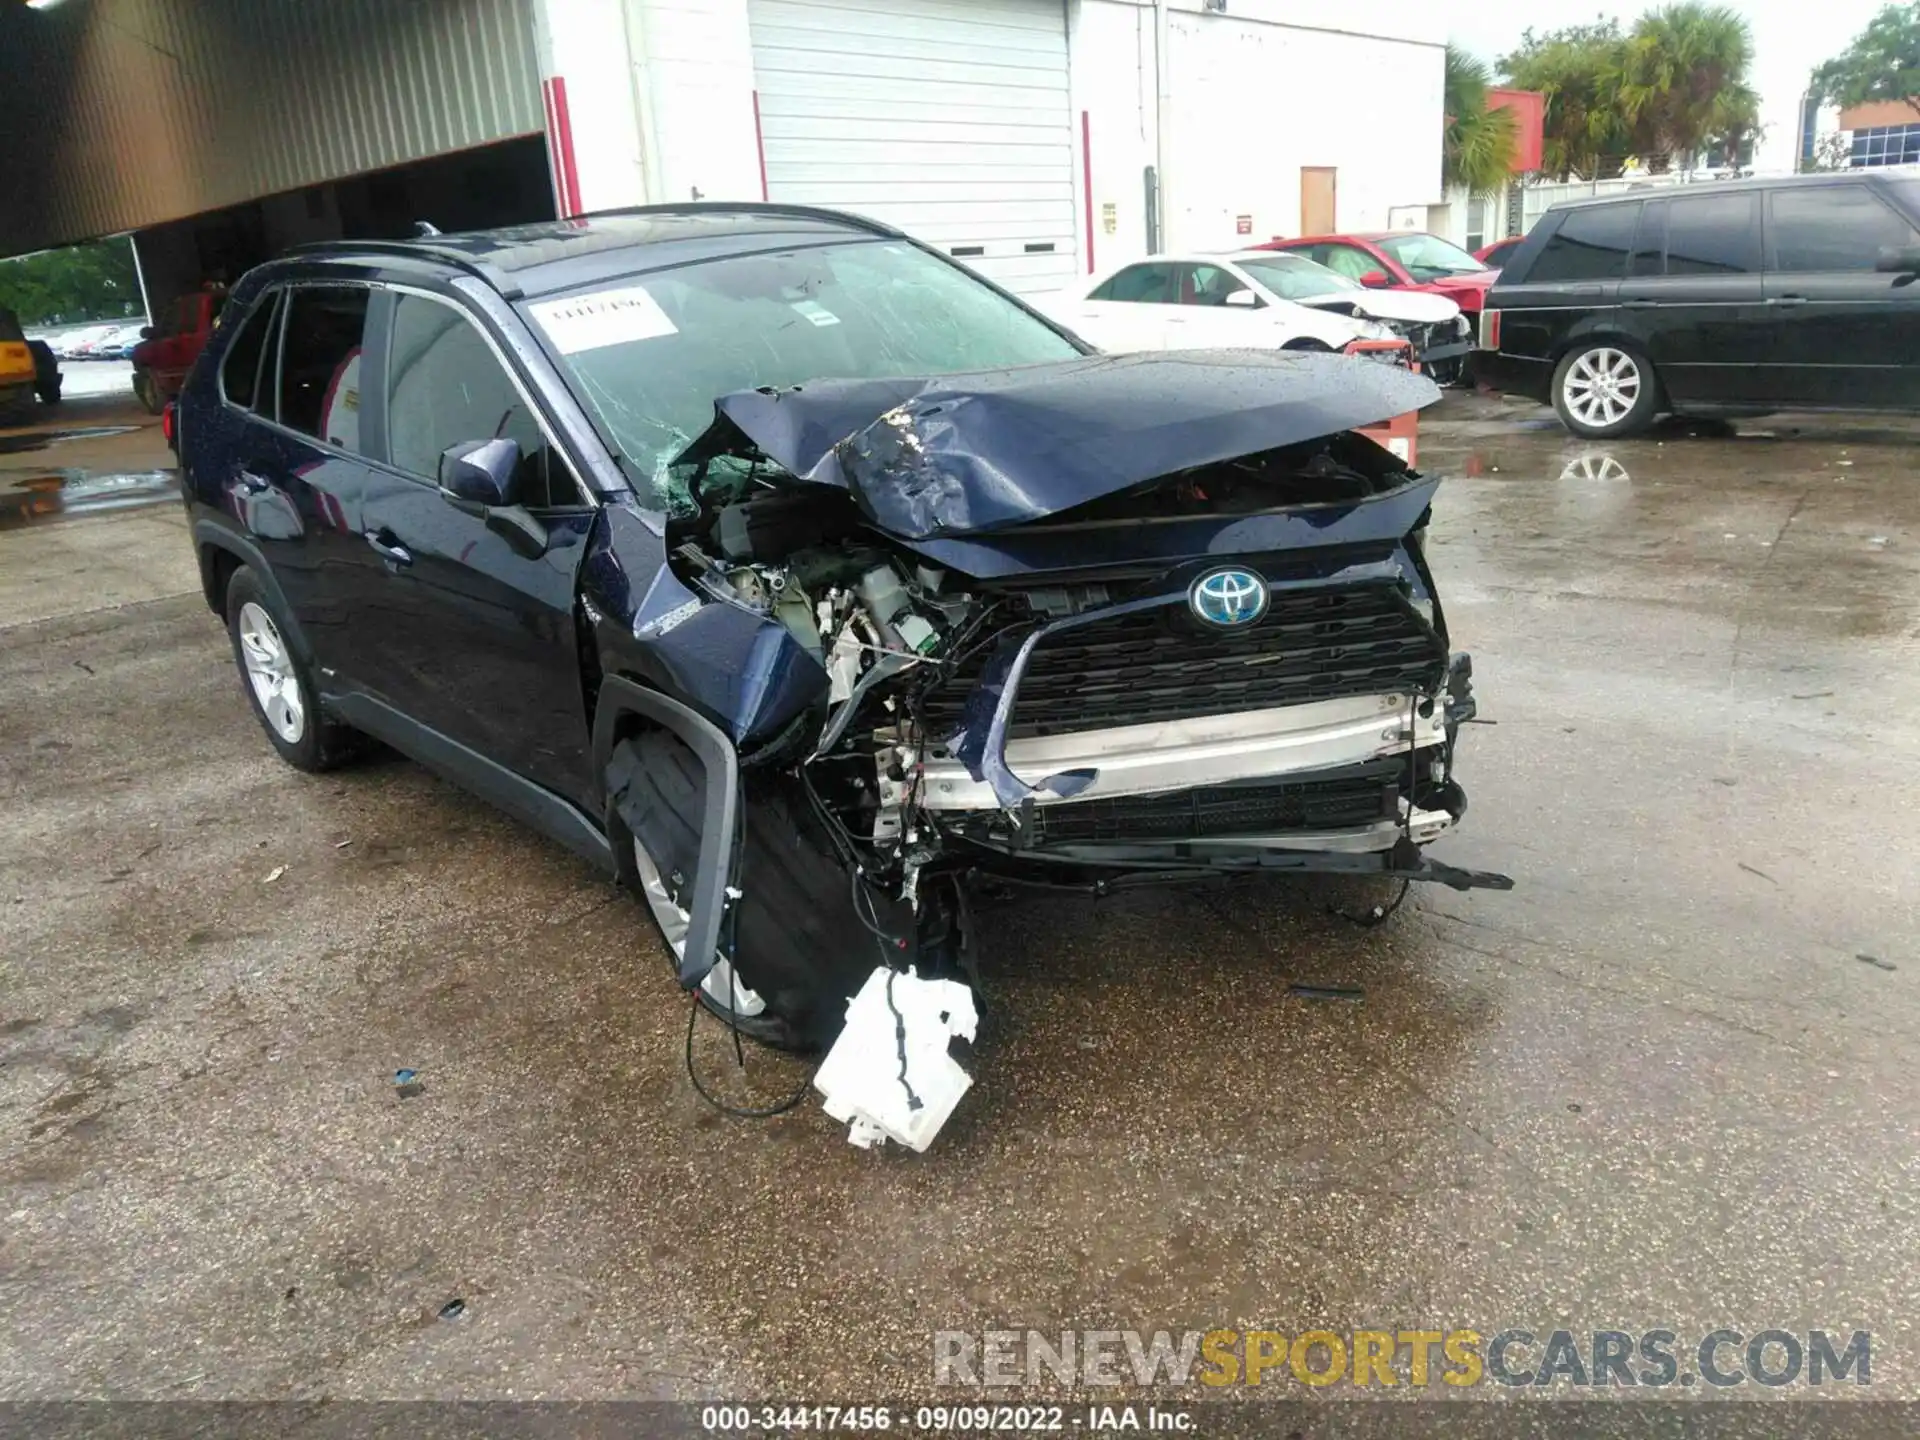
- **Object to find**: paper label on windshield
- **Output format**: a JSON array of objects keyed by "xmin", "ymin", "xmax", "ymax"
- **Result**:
[
  {"xmin": 530, "ymin": 286, "xmax": 677, "ymax": 353},
  {"xmin": 789, "ymin": 299, "xmax": 841, "ymax": 327}
]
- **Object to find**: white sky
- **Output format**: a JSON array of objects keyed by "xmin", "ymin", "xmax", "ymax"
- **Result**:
[{"xmin": 1445, "ymin": 1, "xmax": 1886, "ymax": 173}]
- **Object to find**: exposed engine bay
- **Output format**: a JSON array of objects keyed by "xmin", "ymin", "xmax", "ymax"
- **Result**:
[{"xmin": 606, "ymin": 350, "xmax": 1512, "ymax": 1145}]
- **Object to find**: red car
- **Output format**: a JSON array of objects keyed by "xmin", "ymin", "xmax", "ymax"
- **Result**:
[
  {"xmin": 1254, "ymin": 232, "xmax": 1499, "ymax": 320},
  {"xmin": 130, "ymin": 285, "xmax": 226, "ymax": 413},
  {"xmin": 1474, "ymin": 236, "xmax": 1526, "ymax": 270}
]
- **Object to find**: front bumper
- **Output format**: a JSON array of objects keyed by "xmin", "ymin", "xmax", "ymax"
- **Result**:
[{"xmin": 897, "ymin": 691, "xmax": 1446, "ymax": 813}]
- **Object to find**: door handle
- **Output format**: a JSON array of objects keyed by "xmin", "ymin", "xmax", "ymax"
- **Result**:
[
  {"xmin": 1772, "ymin": 295, "xmax": 1808, "ymax": 306},
  {"xmin": 1621, "ymin": 299, "xmax": 1659, "ymax": 308},
  {"xmin": 365, "ymin": 530, "xmax": 413, "ymax": 566}
]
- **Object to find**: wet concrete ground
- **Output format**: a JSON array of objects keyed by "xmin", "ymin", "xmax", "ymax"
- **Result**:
[{"xmin": 2, "ymin": 390, "xmax": 1918, "ymax": 1401}]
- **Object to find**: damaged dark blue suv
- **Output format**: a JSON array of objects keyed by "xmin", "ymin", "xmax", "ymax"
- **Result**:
[{"xmin": 178, "ymin": 205, "xmax": 1502, "ymax": 1051}]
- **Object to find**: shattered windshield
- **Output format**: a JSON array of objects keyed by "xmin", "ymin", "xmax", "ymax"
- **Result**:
[{"xmin": 523, "ymin": 240, "xmax": 1081, "ymax": 512}]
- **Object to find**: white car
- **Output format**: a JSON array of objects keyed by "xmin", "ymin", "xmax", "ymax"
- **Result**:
[{"xmin": 1044, "ymin": 252, "xmax": 1472, "ymax": 380}]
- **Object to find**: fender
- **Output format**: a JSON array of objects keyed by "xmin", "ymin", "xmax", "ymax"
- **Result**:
[
  {"xmin": 592, "ymin": 676, "xmax": 740, "ymax": 990},
  {"xmin": 191, "ymin": 518, "xmax": 315, "ymax": 661}
]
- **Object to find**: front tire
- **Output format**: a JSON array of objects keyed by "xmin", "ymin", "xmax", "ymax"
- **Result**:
[
  {"xmin": 223, "ymin": 567, "xmax": 360, "ymax": 772},
  {"xmin": 132, "ymin": 369, "xmax": 161, "ymax": 413},
  {"xmin": 608, "ymin": 730, "xmax": 933, "ymax": 1052},
  {"xmin": 1552, "ymin": 341, "xmax": 1659, "ymax": 438}
]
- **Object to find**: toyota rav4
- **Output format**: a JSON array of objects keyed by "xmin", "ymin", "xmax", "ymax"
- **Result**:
[{"xmin": 176, "ymin": 205, "xmax": 1502, "ymax": 1052}]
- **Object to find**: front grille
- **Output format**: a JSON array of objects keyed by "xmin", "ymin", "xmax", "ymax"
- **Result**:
[
  {"xmin": 1028, "ymin": 760, "xmax": 1407, "ymax": 845},
  {"xmin": 967, "ymin": 584, "xmax": 1442, "ymax": 739}
]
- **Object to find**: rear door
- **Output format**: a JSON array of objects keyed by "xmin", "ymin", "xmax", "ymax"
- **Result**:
[
  {"xmin": 1614, "ymin": 192, "xmax": 1767, "ymax": 407},
  {"xmin": 350, "ymin": 287, "xmax": 597, "ymax": 805},
  {"xmin": 214, "ymin": 284, "xmax": 379, "ymax": 680},
  {"xmin": 1060, "ymin": 262, "xmax": 1183, "ymax": 352},
  {"xmin": 1762, "ymin": 182, "xmax": 1920, "ymax": 408}
]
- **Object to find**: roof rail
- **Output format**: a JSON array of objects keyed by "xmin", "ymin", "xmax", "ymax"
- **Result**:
[
  {"xmin": 573, "ymin": 200, "xmax": 905, "ymax": 238},
  {"xmin": 281, "ymin": 239, "xmax": 522, "ymax": 298}
]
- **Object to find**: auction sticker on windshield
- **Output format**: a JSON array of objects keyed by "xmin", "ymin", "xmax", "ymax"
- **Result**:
[{"xmin": 530, "ymin": 285, "xmax": 677, "ymax": 353}]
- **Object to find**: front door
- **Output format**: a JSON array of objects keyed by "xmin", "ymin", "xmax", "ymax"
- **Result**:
[
  {"xmin": 1762, "ymin": 182, "xmax": 1920, "ymax": 408},
  {"xmin": 350, "ymin": 288, "xmax": 597, "ymax": 807},
  {"xmin": 1301, "ymin": 167, "xmax": 1337, "ymax": 235},
  {"xmin": 1615, "ymin": 192, "xmax": 1768, "ymax": 409}
]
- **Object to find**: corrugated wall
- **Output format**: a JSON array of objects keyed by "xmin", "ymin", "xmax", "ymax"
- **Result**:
[{"xmin": 0, "ymin": 0, "xmax": 543, "ymax": 258}]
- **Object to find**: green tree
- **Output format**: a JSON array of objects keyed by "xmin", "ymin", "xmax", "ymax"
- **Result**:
[
  {"xmin": 1502, "ymin": 19, "xmax": 1635, "ymax": 181},
  {"xmin": 1444, "ymin": 46, "xmax": 1520, "ymax": 194},
  {"xmin": 1618, "ymin": 4, "xmax": 1760, "ymax": 173},
  {"xmin": 1502, "ymin": 9, "xmax": 1760, "ymax": 179},
  {"xmin": 1812, "ymin": 2, "xmax": 1920, "ymax": 115},
  {"xmin": 0, "ymin": 239, "xmax": 143, "ymax": 328}
]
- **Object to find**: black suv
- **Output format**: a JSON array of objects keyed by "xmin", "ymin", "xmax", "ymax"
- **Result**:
[
  {"xmin": 178, "ymin": 205, "xmax": 1499, "ymax": 1049},
  {"xmin": 1475, "ymin": 172, "xmax": 1920, "ymax": 437}
]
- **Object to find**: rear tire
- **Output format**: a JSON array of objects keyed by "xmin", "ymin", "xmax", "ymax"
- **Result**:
[
  {"xmin": 133, "ymin": 370, "xmax": 161, "ymax": 414},
  {"xmin": 1552, "ymin": 340, "xmax": 1659, "ymax": 438},
  {"xmin": 608, "ymin": 730, "xmax": 934, "ymax": 1053},
  {"xmin": 223, "ymin": 566, "xmax": 362, "ymax": 772}
]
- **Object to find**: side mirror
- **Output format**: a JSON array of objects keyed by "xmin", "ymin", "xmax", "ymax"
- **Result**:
[
  {"xmin": 1223, "ymin": 289, "xmax": 1259, "ymax": 308},
  {"xmin": 1875, "ymin": 244, "xmax": 1920, "ymax": 275},
  {"xmin": 139, "ymin": 326, "xmax": 156, "ymax": 340},
  {"xmin": 437, "ymin": 436, "xmax": 520, "ymax": 514},
  {"xmin": 1358, "ymin": 270, "xmax": 1392, "ymax": 289}
]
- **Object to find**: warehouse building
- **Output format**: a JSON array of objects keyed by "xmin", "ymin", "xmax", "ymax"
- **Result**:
[{"xmin": 0, "ymin": 0, "xmax": 1444, "ymax": 312}]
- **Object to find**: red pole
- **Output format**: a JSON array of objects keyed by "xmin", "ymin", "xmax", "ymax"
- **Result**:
[
  {"xmin": 753, "ymin": 90, "xmax": 770, "ymax": 202},
  {"xmin": 1081, "ymin": 110, "xmax": 1095, "ymax": 273}
]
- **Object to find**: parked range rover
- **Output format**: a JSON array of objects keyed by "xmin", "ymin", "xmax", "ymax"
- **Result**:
[
  {"xmin": 1475, "ymin": 172, "xmax": 1920, "ymax": 438},
  {"xmin": 176, "ymin": 205, "xmax": 1503, "ymax": 1052}
]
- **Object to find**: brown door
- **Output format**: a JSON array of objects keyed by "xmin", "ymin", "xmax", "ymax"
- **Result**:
[{"xmin": 1300, "ymin": 167, "xmax": 1337, "ymax": 235}]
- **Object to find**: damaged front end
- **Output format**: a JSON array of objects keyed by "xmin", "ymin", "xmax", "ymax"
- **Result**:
[{"xmin": 605, "ymin": 350, "xmax": 1508, "ymax": 1134}]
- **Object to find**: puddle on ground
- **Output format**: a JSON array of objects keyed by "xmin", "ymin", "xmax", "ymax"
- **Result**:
[
  {"xmin": 0, "ymin": 425, "xmax": 140, "ymax": 456},
  {"xmin": 0, "ymin": 469, "xmax": 179, "ymax": 529}
]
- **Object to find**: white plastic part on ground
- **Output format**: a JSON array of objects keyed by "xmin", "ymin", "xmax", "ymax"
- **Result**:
[{"xmin": 814, "ymin": 966, "xmax": 978, "ymax": 1152}]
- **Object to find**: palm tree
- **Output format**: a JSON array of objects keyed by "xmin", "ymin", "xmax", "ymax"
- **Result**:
[
  {"xmin": 1443, "ymin": 46, "xmax": 1520, "ymax": 194},
  {"xmin": 1618, "ymin": 4, "xmax": 1760, "ymax": 172}
]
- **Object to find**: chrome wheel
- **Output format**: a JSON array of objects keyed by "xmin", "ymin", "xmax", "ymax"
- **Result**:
[
  {"xmin": 632, "ymin": 835, "xmax": 768, "ymax": 1018},
  {"xmin": 1560, "ymin": 452, "xmax": 1631, "ymax": 484},
  {"xmin": 236, "ymin": 601, "xmax": 305, "ymax": 744},
  {"xmin": 1562, "ymin": 348, "xmax": 1642, "ymax": 429}
]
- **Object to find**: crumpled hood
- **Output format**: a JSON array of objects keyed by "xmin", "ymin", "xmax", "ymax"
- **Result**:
[
  {"xmin": 690, "ymin": 349, "xmax": 1438, "ymax": 540},
  {"xmin": 1296, "ymin": 289, "xmax": 1462, "ymax": 326}
]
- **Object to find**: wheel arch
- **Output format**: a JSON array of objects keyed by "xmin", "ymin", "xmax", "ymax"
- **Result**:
[
  {"xmin": 192, "ymin": 522, "xmax": 315, "ymax": 659},
  {"xmin": 592, "ymin": 676, "xmax": 741, "ymax": 990}
]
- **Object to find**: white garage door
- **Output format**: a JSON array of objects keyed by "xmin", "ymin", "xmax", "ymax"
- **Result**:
[{"xmin": 749, "ymin": 0, "xmax": 1078, "ymax": 294}]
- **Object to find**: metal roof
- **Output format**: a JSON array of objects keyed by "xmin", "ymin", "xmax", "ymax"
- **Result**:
[{"xmin": 0, "ymin": 0, "xmax": 541, "ymax": 258}]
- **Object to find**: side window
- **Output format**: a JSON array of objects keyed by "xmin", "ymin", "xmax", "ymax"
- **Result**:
[
  {"xmin": 1182, "ymin": 264, "xmax": 1253, "ymax": 306},
  {"xmin": 1528, "ymin": 202, "xmax": 1641, "ymax": 283},
  {"xmin": 1665, "ymin": 193, "xmax": 1759, "ymax": 275},
  {"xmin": 219, "ymin": 291, "xmax": 280, "ymax": 411},
  {"xmin": 1628, "ymin": 200, "xmax": 1667, "ymax": 278},
  {"xmin": 1089, "ymin": 263, "xmax": 1176, "ymax": 303},
  {"xmin": 1769, "ymin": 185, "xmax": 1920, "ymax": 272},
  {"xmin": 385, "ymin": 293, "xmax": 579, "ymax": 509},
  {"xmin": 278, "ymin": 287, "xmax": 370, "ymax": 451}
]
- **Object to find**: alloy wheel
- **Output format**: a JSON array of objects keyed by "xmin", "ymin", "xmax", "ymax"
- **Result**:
[
  {"xmin": 1562, "ymin": 348, "xmax": 1642, "ymax": 429},
  {"xmin": 631, "ymin": 836, "xmax": 769, "ymax": 1018},
  {"xmin": 236, "ymin": 601, "xmax": 305, "ymax": 744}
]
